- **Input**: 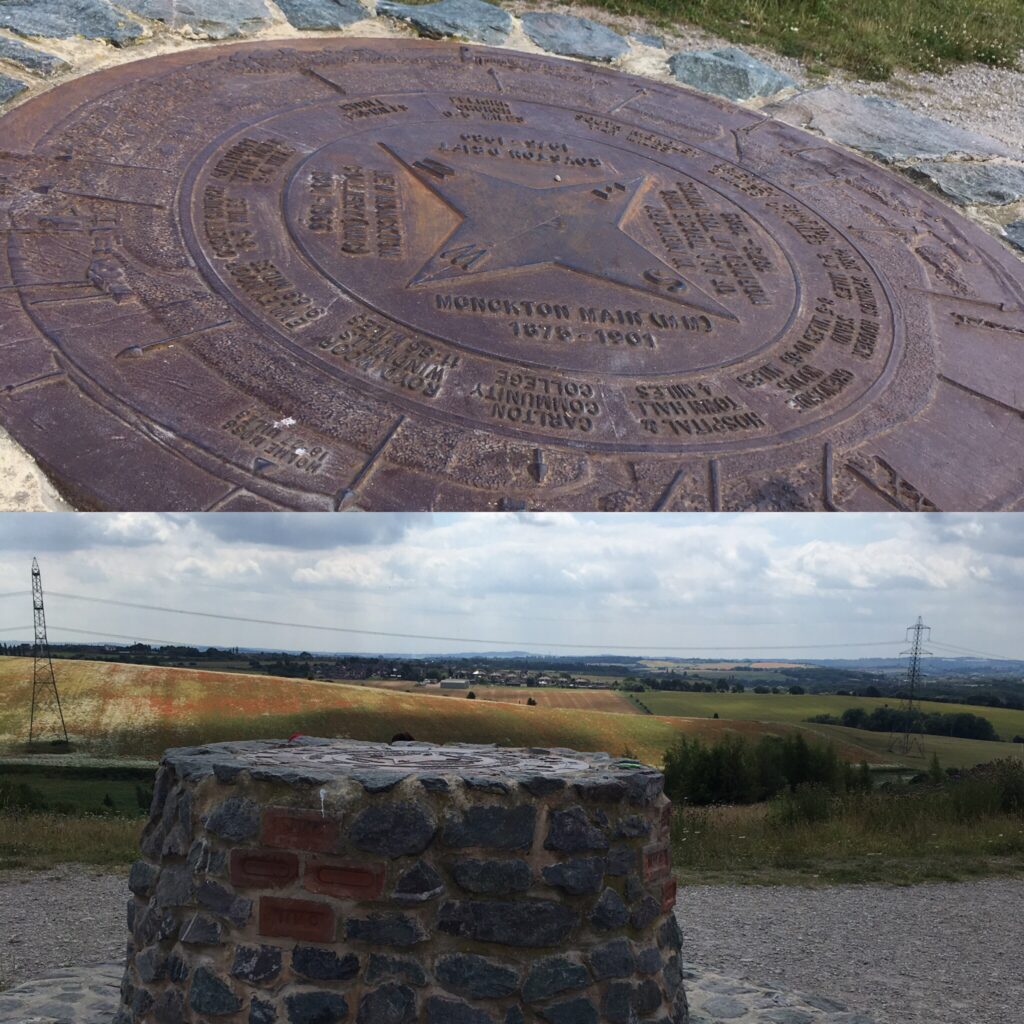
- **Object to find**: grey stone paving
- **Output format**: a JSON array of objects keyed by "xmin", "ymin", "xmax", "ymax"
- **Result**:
[
  {"xmin": 0, "ymin": 961, "xmax": 878, "ymax": 1024},
  {"xmin": 668, "ymin": 47, "xmax": 796, "ymax": 100},
  {"xmin": 906, "ymin": 160, "xmax": 1024, "ymax": 206},
  {"xmin": 766, "ymin": 86, "xmax": 1016, "ymax": 163},
  {"xmin": 0, "ymin": 963, "xmax": 123, "ymax": 1024},
  {"xmin": 117, "ymin": 0, "xmax": 273, "ymax": 39},
  {"xmin": 273, "ymin": 0, "xmax": 369, "ymax": 30},
  {"xmin": 520, "ymin": 12, "xmax": 629, "ymax": 62},
  {"xmin": 0, "ymin": 71, "xmax": 25, "ymax": 103},
  {"xmin": 0, "ymin": 37, "xmax": 69, "ymax": 77},
  {"xmin": 378, "ymin": 0, "xmax": 512, "ymax": 45},
  {"xmin": 0, "ymin": 0, "xmax": 145, "ymax": 45}
]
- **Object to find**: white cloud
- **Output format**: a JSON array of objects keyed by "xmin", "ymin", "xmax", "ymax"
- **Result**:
[{"xmin": 0, "ymin": 513, "xmax": 1020, "ymax": 658}]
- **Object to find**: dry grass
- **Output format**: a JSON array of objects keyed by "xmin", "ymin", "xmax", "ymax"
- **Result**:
[
  {"xmin": 0, "ymin": 657, "xmax": 869, "ymax": 766},
  {"xmin": 673, "ymin": 789, "xmax": 1024, "ymax": 885},
  {"xmin": 0, "ymin": 810, "xmax": 140, "ymax": 871}
]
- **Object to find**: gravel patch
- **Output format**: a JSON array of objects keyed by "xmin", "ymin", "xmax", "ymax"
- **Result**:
[
  {"xmin": 679, "ymin": 879, "xmax": 1024, "ymax": 1024},
  {"xmin": 1, "ymin": 866, "xmax": 1021, "ymax": 1024},
  {"xmin": 0, "ymin": 865, "xmax": 127, "ymax": 988}
]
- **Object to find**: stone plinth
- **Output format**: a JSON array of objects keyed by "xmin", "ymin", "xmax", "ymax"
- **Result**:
[{"xmin": 117, "ymin": 738, "xmax": 686, "ymax": 1024}]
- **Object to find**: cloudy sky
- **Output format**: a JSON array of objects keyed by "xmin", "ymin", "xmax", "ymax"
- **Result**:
[{"xmin": 0, "ymin": 513, "xmax": 1021, "ymax": 660}]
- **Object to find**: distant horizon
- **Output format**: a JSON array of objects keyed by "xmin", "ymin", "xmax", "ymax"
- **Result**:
[{"xmin": 1, "ymin": 512, "xmax": 1022, "ymax": 660}]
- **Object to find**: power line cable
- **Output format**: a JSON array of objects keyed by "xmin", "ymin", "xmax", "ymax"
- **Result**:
[
  {"xmin": 38, "ymin": 590, "xmax": 908, "ymax": 652},
  {"xmin": 926, "ymin": 639, "xmax": 1020, "ymax": 662}
]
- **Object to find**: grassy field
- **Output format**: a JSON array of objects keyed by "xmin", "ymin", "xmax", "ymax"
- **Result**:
[
  {"xmin": 0, "ymin": 657, "xmax": 890, "ymax": 766},
  {"xmin": 578, "ymin": 0, "xmax": 1024, "ymax": 80},
  {"xmin": 5, "ymin": 658, "xmax": 1018, "ymax": 769},
  {"xmin": 672, "ymin": 785, "xmax": 1024, "ymax": 885},
  {"xmin": 638, "ymin": 688, "xmax": 1024, "ymax": 770},
  {"xmin": 431, "ymin": 686, "xmax": 639, "ymax": 714}
]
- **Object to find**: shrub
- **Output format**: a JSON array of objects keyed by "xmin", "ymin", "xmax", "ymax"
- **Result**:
[
  {"xmin": 0, "ymin": 778, "xmax": 48, "ymax": 813},
  {"xmin": 662, "ymin": 732, "xmax": 848, "ymax": 806},
  {"xmin": 768, "ymin": 782, "xmax": 833, "ymax": 827}
]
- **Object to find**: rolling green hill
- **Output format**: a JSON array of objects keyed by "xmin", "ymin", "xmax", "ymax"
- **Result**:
[
  {"xmin": 0, "ymin": 657, "xmax": 883, "ymax": 767},
  {"xmin": 636, "ymin": 690, "xmax": 1024, "ymax": 769}
]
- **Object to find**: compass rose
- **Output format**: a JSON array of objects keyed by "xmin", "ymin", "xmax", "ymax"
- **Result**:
[{"xmin": 382, "ymin": 145, "xmax": 739, "ymax": 323}]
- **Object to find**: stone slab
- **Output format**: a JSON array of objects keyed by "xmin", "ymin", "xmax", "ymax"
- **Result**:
[
  {"xmin": 0, "ymin": 37, "xmax": 69, "ymax": 77},
  {"xmin": 767, "ymin": 86, "xmax": 1016, "ymax": 163},
  {"xmin": 275, "ymin": 0, "xmax": 369, "ymax": 30},
  {"xmin": 907, "ymin": 160, "xmax": 1024, "ymax": 206},
  {"xmin": 119, "ymin": 0, "xmax": 273, "ymax": 39},
  {"xmin": 669, "ymin": 47, "xmax": 796, "ymax": 101},
  {"xmin": 0, "ymin": 70, "xmax": 26, "ymax": 103},
  {"xmin": 159, "ymin": 737, "xmax": 654, "ymax": 790},
  {"xmin": 378, "ymin": 0, "xmax": 512, "ymax": 45},
  {"xmin": 521, "ymin": 12, "xmax": 628, "ymax": 61},
  {"xmin": 1005, "ymin": 220, "xmax": 1024, "ymax": 252},
  {"xmin": 0, "ymin": 0, "xmax": 144, "ymax": 45}
]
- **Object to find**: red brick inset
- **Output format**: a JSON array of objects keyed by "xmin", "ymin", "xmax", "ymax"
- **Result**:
[
  {"xmin": 259, "ymin": 896, "xmax": 335, "ymax": 942},
  {"xmin": 262, "ymin": 807, "xmax": 339, "ymax": 853},
  {"xmin": 230, "ymin": 848, "xmax": 299, "ymax": 889},
  {"xmin": 660, "ymin": 876, "xmax": 678, "ymax": 913},
  {"xmin": 642, "ymin": 842, "xmax": 671, "ymax": 882},
  {"xmin": 303, "ymin": 858, "xmax": 386, "ymax": 900}
]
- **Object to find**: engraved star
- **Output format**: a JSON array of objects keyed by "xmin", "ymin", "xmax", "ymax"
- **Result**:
[{"xmin": 382, "ymin": 146, "xmax": 739, "ymax": 322}]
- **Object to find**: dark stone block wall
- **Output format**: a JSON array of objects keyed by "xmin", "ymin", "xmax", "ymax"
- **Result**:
[{"xmin": 116, "ymin": 738, "xmax": 687, "ymax": 1024}]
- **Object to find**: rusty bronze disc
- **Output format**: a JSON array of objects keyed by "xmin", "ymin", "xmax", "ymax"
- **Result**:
[{"xmin": 1, "ymin": 39, "xmax": 1022, "ymax": 511}]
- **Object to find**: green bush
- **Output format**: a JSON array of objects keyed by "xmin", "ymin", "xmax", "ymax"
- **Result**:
[
  {"xmin": 768, "ymin": 782, "xmax": 834, "ymax": 827},
  {"xmin": 0, "ymin": 778, "xmax": 48, "ymax": 812},
  {"xmin": 662, "ymin": 732, "xmax": 848, "ymax": 805}
]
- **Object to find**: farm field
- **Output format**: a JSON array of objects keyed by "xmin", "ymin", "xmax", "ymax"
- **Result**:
[
  {"xmin": 430, "ymin": 686, "xmax": 638, "ymax": 714},
  {"xmin": 0, "ymin": 657, "xmax": 881, "ymax": 767},
  {"xmin": 639, "ymin": 690, "xmax": 1024, "ymax": 744}
]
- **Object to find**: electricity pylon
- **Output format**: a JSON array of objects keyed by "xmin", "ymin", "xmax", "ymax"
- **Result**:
[
  {"xmin": 28, "ymin": 557, "xmax": 68, "ymax": 744},
  {"xmin": 889, "ymin": 616, "xmax": 929, "ymax": 757}
]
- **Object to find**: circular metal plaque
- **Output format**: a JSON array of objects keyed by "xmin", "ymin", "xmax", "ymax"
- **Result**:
[{"xmin": 1, "ymin": 39, "xmax": 1022, "ymax": 510}]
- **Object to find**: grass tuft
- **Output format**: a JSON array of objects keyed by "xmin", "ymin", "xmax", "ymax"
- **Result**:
[{"xmin": 563, "ymin": 0, "xmax": 1024, "ymax": 80}]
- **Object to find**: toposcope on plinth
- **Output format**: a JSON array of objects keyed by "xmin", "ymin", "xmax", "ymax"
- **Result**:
[
  {"xmin": 118, "ymin": 738, "xmax": 684, "ymax": 1024},
  {"xmin": 2, "ymin": 40, "xmax": 1021, "ymax": 512}
]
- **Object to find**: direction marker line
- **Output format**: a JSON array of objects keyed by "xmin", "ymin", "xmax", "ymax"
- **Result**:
[
  {"xmin": 56, "ymin": 190, "xmax": 167, "ymax": 210},
  {"xmin": 335, "ymin": 415, "xmax": 406, "ymax": 510},
  {"xmin": 823, "ymin": 442, "xmax": 839, "ymax": 511},
  {"xmin": 531, "ymin": 447, "xmax": 548, "ymax": 483},
  {"xmin": 653, "ymin": 468, "xmax": 685, "ymax": 511},
  {"xmin": 911, "ymin": 287, "xmax": 1021, "ymax": 314},
  {"xmin": 606, "ymin": 88, "xmax": 647, "ymax": 115},
  {"xmin": 305, "ymin": 69, "xmax": 347, "ymax": 94},
  {"xmin": 708, "ymin": 458, "xmax": 721, "ymax": 511},
  {"xmin": 115, "ymin": 319, "xmax": 233, "ymax": 359},
  {"xmin": 3, "ymin": 370, "xmax": 65, "ymax": 395},
  {"xmin": 938, "ymin": 374, "xmax": 1023, "ymax": 416}
]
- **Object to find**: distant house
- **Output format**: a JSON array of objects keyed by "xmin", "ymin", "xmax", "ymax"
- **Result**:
[{"xmin": 440, "ymin": 678, "xmax": 470, "ymax": 690}]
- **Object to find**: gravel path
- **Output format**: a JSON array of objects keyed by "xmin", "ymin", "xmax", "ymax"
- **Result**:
[
  {"xmin": 679, "ymin": 880, "xmax": 1024, "ymax": 1024},
  {"xmin": 2, "ymin": 867, "xmax": 1022, "ymax": 1024},
  {"xmin": 0, "ymin": 866, "xmax": 126, "ymax": 990}
]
